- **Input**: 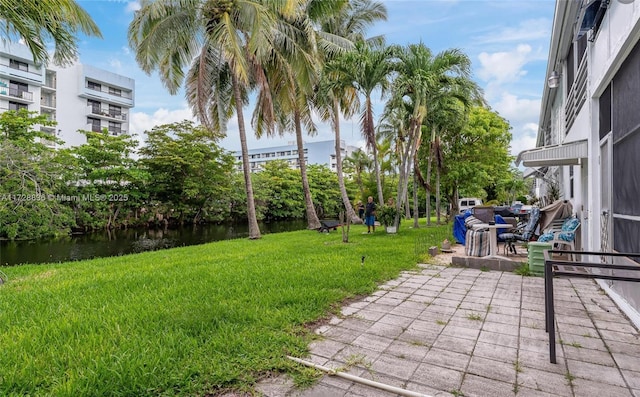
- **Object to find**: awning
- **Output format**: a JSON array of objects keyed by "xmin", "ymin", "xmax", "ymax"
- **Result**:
[
  {"xmin": 516, "ymin": 140, "xmax": 588, "ymax": 167},
  {"xmin": 522, "ymin": 167, "xmax": 546, "ymax": 179}
]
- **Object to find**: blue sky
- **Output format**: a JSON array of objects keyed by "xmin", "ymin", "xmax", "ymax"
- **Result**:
[{"xmin": 74, "ymin": 0, "xmax": 556, "ymax": 157}]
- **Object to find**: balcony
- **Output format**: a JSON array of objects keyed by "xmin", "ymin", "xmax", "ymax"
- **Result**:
[
  {"xmin": 0, "ymin": 61, "xmax": 43, "ymax": 84},
  {"xmin": 108, "ymin": 127, "xmax": 127, "ymax": 136},
  {"xmin": 81, "ymin": 83, "xmax": 134, "ymax": 107},
  {"xmin": 41, "ymin": 97, "xmax": 56, "ymax": 108},
  {"xmin": 0, "ymin": 86, "xmax": 34, "ymax": 103},
  {"xmin": 86, "ymin": 104, "xmax": 128, "ymax": 121}
]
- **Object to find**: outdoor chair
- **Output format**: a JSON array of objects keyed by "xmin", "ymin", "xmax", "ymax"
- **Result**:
[
  {"xmin": 537, "ymin": 217, "xmax": 580, "ymax": 258},
  {"xmin": 498, "ymin": 207, "xmax": 541, "ymax": 255}
]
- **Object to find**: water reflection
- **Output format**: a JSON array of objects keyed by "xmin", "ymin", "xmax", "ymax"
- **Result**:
[{"xmin": 0, "ymin": 220, "xmax": 308, "ymax": 266}]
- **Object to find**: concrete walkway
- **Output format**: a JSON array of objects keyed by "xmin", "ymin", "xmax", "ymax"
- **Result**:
[{"xmin": 257, "ymin": 264, "xmax": 640, "ymax": 397}]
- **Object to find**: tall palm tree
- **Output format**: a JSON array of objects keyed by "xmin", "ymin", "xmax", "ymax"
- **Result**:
[
  {"xmin": 329, "ymin": 41, "xmax": 395, "ymax": 206},
  {"xmin": 129, "ymin": 0, "xmax": 301, "ymax": 239},
  {"xmin": 0, "ymin": 0, "xmax": 101, "ymax": 65},
  {"xmin": 388, "ymin": 43, "xmax": 474, "ymax": 228},
  {"xmin": 314, "ymin": 0, "xmax": 387, "ymax": 224}
]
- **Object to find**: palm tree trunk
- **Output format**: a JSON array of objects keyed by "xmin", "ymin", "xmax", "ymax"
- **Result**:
[
  {"xmin": 333, "ymin": 100, "xmax": 361, "ymax": 224},
  {"xmin": 412, "ymin": 171, "xmax": 419, "ymax": 228},
  {"xmin": 294, "ymin": 108, "xmax": 321, "ymax": 230},
  {"xmin": 425, "ymin": 126, "xmax": 436, "ymax": 226},
  {"xmin": 233, "ymin": 75, "xmax": 261, "ymax": 239},
  {"xmin": 436, "ymin": 163, "xmax": 441, "ymax": 225}
]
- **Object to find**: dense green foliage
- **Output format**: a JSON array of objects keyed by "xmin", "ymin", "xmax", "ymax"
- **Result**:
[{"xmin": 0, "ymin": 222, "xmax": 453, "ymax": 396}]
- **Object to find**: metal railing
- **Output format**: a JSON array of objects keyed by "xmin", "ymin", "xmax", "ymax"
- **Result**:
[
  {"xmin": 564, "ymin": 57, "xmax": 588, "ymax": 131},
  {"xmin": 87, "ymin": 105, "xmax": 127, "ymax": 120},
  {"xmin": 0, "ymin": 87, "xmax": 34, "ymax": 101},
  {"xmin": 85, "ymin": 84, "xmax": 132, "ymax": 99}
]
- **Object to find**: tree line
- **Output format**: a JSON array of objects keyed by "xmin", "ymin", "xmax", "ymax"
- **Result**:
[{"xmin": 1, "ymin": 0, "xmax": 529, "ymax": 240}]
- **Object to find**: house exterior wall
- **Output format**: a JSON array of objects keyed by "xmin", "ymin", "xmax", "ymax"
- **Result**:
[{"xmin": 537, "ymin": 0, "xmax": 640, "ymax": 326}]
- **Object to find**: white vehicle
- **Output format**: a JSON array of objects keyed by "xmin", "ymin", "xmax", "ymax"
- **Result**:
[{"xmin": 458, "ymin": 198, "xmax": 483, "ymax": 213}]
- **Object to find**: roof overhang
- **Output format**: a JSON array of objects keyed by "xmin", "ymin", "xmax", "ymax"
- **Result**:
[{"xmin": 516, "ymin": 140, "xmax": 588, "ymax": 168}]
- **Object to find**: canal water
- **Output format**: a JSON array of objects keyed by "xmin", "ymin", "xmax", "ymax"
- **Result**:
[{"xmin": 0, "ymin": 220, "xmax": 308, "ymax": 266}]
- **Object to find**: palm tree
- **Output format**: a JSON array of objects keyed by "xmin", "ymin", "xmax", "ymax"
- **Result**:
[
  {"xmin": 329, "ymin": 41, "xmax": 395, "ymax": 206},
  {"xmin": 129, "ymin": 0, "xmax": 300, "ymax": 239},
  {"xmin": 343, "ymin": 148, "xmax": 371, "ymax": 199},
  {"xmin": 0, "ymin": 0, "xmax": 101, "ymax": 65},
  {"xmin": 315, "ymin": 0, "xmax": 387, "ymax": 223},
  {"xmin": 388, "ymin": 43, "xmax": 475, "ymax": 228}
]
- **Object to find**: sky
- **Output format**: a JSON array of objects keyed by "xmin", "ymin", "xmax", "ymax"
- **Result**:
[{"xmin": 74, "ymin": 0, "xmax": 556, "ymax": 158}]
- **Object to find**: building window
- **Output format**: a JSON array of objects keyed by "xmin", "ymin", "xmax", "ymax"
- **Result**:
[
  {"xmin": 88, "ymin": 117, "xmax": 101, "ymax": 132},
  {"xmin": 87, "ymin": 81, "xmax": 101, "ymax": 91},
  {"xmin": 109, "ymin": 104, "xmax": 122, "ymax": 118},
  {"xmin": 9, "ymin": 80, "xmax": 28, "ymax": 98},
  {"xmin": 109, "ymin": 86, "xmax": 122, "ymax": 97},
  {"xmin": 9, "ymin": 59, "xmax": 28, "ymax": 72},
  {"xmin": 88, "ymin": 99, "xmax": 101, "ymax": 114},
  {"xmin": 108, "ymin": 121, "xmax": 121, "ymax": 135},
  {"xmin": 8, "ymin": 101, "xmax": 27, "ymax": 111}
]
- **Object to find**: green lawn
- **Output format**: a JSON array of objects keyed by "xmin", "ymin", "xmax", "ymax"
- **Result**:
[{"xmin": 0, "ymin": 222, "xmax": 452, "ymax": 396}]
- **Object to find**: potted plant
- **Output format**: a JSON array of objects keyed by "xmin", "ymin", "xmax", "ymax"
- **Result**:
[{"xmin": 378, "ymin": 205, "xmax": 398, "ymax": 233}]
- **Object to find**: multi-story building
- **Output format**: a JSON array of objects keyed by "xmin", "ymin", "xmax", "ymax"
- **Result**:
[
  {"xmin": 0, "ymin": 42, "xmax": 134, "ymax": 147},
  {"xmin": 234, "ymin": 139, "xmax": 359, "ymax": 172},
  {"xmin": 517, "ymin": 0, "xmax": 640, "ymax": 326}
]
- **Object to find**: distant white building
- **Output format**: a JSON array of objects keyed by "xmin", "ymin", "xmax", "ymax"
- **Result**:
[
  {"xmin": 0, "ymin": 42, "xmax": 134, "ymax": 147},
  {"xmin": 234, "ymin": 139, "xmax": 359, "ymax": 172}
]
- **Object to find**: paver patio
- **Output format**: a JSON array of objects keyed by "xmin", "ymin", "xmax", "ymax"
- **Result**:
[{"xmin": 257, "ymin": 257, "xmax": 640, "ymax": 397}]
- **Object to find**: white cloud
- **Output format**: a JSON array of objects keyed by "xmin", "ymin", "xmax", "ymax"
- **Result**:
[
  {"xmin": 477, "ymin": 44, "xmax": 531, "ymax": 84},
  {"xmin": 125, "ymin": 1, "xmax": 141, "ymax": 13},
  {"xmin": 130, "ymin": 107, "xmax": 195, "ymax": 136},
  {"xmin": 493, "ymin": 92, "xmax": 541, "ymax": 127},
  {"xmin": 476, "ymin": 18, "xmax": 551, "ymax": 44},
  {"xmin": 511, "ymin": 124, "xmax": 538, "ymax": 157},
  {"xmin": 109, "ymin": 58, "xmax": 122, "ymax": 70}
]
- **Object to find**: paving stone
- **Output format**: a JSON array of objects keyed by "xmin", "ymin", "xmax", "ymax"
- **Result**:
[
  {"xmin": 621, "ymin": 369, "xmax": 640, "ymax": 389},
  {"xmin": 351, "ymin": 333, "xmax": 394, "ymax": 353},
  {"xmin": 607, "ymin": 340, "xmax": 640, "ymax": 355},
  {"xmin": 485, "ymin": 312, "xmax": 520, "ymax": 325},
  {"xmin": 557, "ymin": 333, "xmax": 608, "ymax": 351},
  {"xmin": 411, "ymin": 362, "xmax": 464, "ymax": 391},
  {"xmin": 367, "ymin": 353, "xmax": 420, "ymax": 382},
  {"xmin": 563, "ymin": 345, "xmax": 617, "ymax": 366},
  {"xmin": 339, "ymin": 317, "xmax": 374, "ymax": 332},
  {"xmin": 519, "ymin": 326, "xmax": 548, "ymax": 340},
  {"xmin": 599, "ymin": 329, "xmax": 640, "ymax": 345},
  {"xmin": 375, "ymin": 296, "xmax": 405, "ymax": 306},
  {"xmin": 440, "ymin": 324, "xmax": 482, "ymax": 341},
  {"xmin": 566, "ymin": 359, "xmax": 627, "ymax": 387},
  {"xmin": 571, "ymin": 377, "xmax": 634, "ymax": 397},
  {"xmin": 385, "ymin": 339, "xmax": 429, "ymax": 362},
  {"xmin": 378, "ymin": 313, "xmax": 414, "ymax": 328},
  {"xmin": 333, "ymin": 345, "xmax": 381, "ymax": 367},
  {"xmin": 467, "ymin": 355, "xmax": 516, "ymax": 384},
  {"xmin": 556, "ymin": 322, "xmax": 599, "ymax": 337},
  {"xmin": 612, "ymin": 352, "xmax": 640, "ymax": 372},
  {"xmin": 397, "ymin": 327, "xmax": 438, "ymax": 346},
  {"xmin": 517, "ymin": 366, "xmax": 573, "ymax": 396},
  {"xmin": 593, "ymin": 320, "xmax": 640, "ymax": 335},
  {"xmin": 423, "ymin": 347, "xmax": 471, "ymax": 371},
  {"xmin": 555, "ymin": 314, "xmax": 594, "ymax": 328},
  {"xmin": 515, "ymin": 386, "xmax": 567, "ymax": 396},
  {"xmin": 460, "ymin": 374, "xmax": 515, "ymax": 397},
  {"xmin": 477, "ymin": 330, "xmax": 519, "ymax": 349},
  {"xmin": 405, "ymin": 381, "xmax": 456, "ymax": 397},
  {"xmin": 519, "ymin": 336, "xmax": 552, "ymax": 354},
  {"xmin": 365, "ymin": 321, "xmax": 405, "ymax": 339},
  {"xmin": 482, "ymin": 321, "xmax": 519, "ymax": 336},
  {"xmin": 432, "ymin": 335, "xmax": 477, "ymax": 355},
  {"xmin": 322, "ymin": 326, "xmax": 361, "ymax": 344},
  {"xmin": 517, "ymin": 349, "xmax": 568, "ymax": 375},
  {"xmin": 309, "ymin": 339, "xmax": 348, "ymax": 359},
  {"xmin": 472, "ymin": 341, "xmax": 518, "ymax": 363},
  {"xmin": 255, "ymin": 375, "xmax": 296, "ymax": 397}
]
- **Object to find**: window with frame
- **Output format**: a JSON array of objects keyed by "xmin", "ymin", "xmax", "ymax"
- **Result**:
[
  {"xmin": 88, "ymin": 99, "xmax": 101, "ymax": 114},
  {"xmin": 108, "ymin": 86, "xmax": 122, "ymax": 96},
  {"xmin": 9, "ymin": 59, "xmax": 28, "ymax": 72},
  {"xmin": 108, "ymin": 121, "xmax": 121, "ymax": 135},
  {"xmin": 88, "ymin": 117, "xmax": 101, "ymax": 132},
  {"xmin": 108, "ymin": 104, "xmax": 122, "ymax": 117},
  {"xmin": 87, "ymin": 81, "xmax": 101, "ymax": 91},
  {"xmin": 9, "ymin": 101, "xmax": 27, "ymax": 111}
]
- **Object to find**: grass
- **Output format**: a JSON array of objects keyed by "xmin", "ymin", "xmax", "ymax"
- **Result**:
[
  {"xmin": 514, "ymin": 263, "xmax": 533, "ymax": 276},
  {"xmin": 0, "ymin": 220, "xmax": 451, "ymax": 396},
  {"xmin": 466, "ymin": 312, "xmax": 483, "ymax": 321}
]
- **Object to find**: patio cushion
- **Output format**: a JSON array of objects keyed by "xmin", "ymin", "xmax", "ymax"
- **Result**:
[{"xmin": 464, "ymin": 229, "xmax": 490, "ymax": 257}]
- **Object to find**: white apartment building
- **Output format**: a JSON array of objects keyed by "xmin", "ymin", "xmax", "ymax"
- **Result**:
[
  {"xmin": 0, "ymin": 42, "xmax": 134, "ymax": 147},
  {"xmin": 234, "ymin": 139, "xmax": 359, "ymax": 172},
  {"xmin": 517, "ymin": 0, "xmax": 640, "ymax": 326}
]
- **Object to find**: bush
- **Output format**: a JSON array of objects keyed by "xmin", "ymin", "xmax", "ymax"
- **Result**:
[{"xmin": 377, "ymin": 205, "xmax": 398, "ymax": 227}]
